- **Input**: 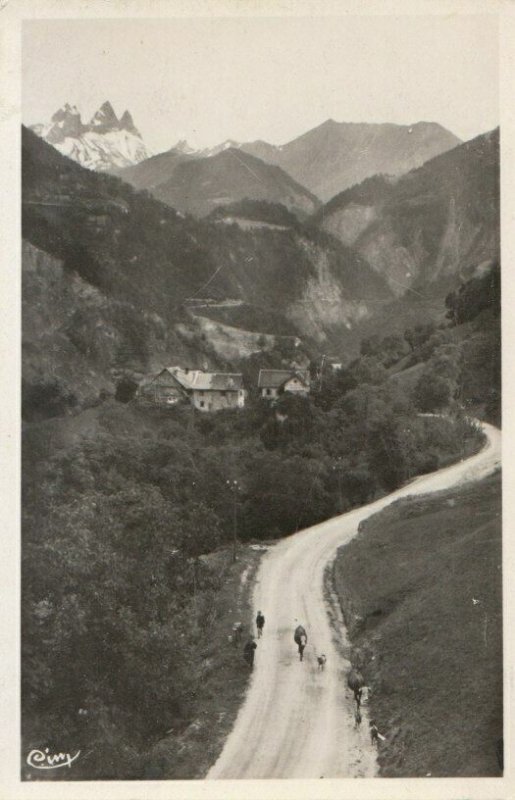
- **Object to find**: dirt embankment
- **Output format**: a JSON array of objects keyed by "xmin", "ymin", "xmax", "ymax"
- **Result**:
[{"xmin": 332, "ymin": 472, "xmax": 502, "ymax": 777}]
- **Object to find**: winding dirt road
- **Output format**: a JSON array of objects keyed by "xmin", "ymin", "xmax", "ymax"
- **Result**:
[{"xmin": 208, "ymin": 423, "xmax": 501, "ymax": 779}]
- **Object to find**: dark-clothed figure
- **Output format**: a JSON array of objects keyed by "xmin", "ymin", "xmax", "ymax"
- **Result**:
[
  {"xmin": 256, "ymin": 611, "xmax": 265, "ymax": 638},
  {"xmin": 294, "ymin": 625, "xmax": 308, "ymax": 661},
  {"xmin": 243, "ymin": 638, "xmax": 257, "ymax": 668}
]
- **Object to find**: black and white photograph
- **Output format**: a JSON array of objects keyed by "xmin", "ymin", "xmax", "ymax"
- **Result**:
[{"xmin": 2, "ymin": 0, "xmax": 511, "ymax": 796}]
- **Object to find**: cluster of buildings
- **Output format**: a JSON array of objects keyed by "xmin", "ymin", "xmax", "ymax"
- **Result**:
[{"xmin": 139, "ymin": 365, "xmax": 311, "ymax": 412}]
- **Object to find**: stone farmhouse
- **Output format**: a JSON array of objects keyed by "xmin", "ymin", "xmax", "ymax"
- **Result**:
[
  {"xmin": 140, "ymin": 366, "xmax": 245, "ymax": 411},
  {"xmin": 257, "ymin": 368, "xmax": 311, "ymax": 400}
]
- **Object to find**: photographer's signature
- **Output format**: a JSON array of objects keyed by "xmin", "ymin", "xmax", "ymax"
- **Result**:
[{"xmin": 27, "ymin": 748, "xmax": 81, "ymax": 770}]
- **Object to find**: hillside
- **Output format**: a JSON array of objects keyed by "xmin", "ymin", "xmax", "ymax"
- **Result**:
[
  {"xmin": 111, "ymin": 146, "xmax": 191, "ymax": 192},
  {"xmin": 22, "ymin": 222, "xmax": 493, "ymax": 779},
  {"xmin": 317, "ymin": 129, "xmax": 499, "ymax": 298},
  {"xmin": 22, "ymin": 351, "xmax": 488, "ymax": 779},
  {"xmin": 168, "ymin": 119, "xmax": 461, "ymax": 203},
  {"xmin": 22, "ymin": 127, "xmax": 392, "ymax": 415},
  {"xmin": 133, "ymin": 147, "xmax": 320, "ymax": 218},
  {"xmin": 333, "ymin": 472, "xmax": 502, "ymax": 777},
  {"xmin": 239, "ymin": 120, "xmax": 461, "ymax": 201}
]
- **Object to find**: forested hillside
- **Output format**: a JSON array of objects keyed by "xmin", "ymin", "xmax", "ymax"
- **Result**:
[
  {"xmin": 22, "ymin": 119, "xmax": 500, "ymax": 779},
  {"xmin": 22, "ymin": 127, "xmax": 392, "ymax": 415},
  {"xmin": 23, "ymin": 271, "xmax": 493, "ymax": 777}
]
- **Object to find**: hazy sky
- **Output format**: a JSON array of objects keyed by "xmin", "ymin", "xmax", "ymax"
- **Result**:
[{"xmin": 23, "ymin": 15, "xmax": 498, "ymax": 153}]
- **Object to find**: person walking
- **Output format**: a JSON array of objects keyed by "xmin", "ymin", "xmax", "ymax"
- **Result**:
[
  {"xmin": 243, "ymin": 637, "xmax": 257, "ymax": 668},
  {"xmin": 256, "ymin": 611, "xmax": 265, "ymax": 638}
]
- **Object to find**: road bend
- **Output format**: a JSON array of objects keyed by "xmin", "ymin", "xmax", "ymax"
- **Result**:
[{"xmin": 207, "ymin": 422, "xmax": 501, "ymax": 779}]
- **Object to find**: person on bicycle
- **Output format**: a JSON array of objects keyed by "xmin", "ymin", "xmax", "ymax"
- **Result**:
[{"xmin": 256, "ymin": 611, "xmax": 265, "ymax": 638}]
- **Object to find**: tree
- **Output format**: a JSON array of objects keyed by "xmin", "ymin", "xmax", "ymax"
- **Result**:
[
  {"xmin": 179, "ymin": 502, "xmax": 222, "ymax": 559},
  {"xmin": 351, "ymin": 356, "xmax": 387, "ymax": 386},
  {"xmin": 404, "ymin": 322, "xmax": 436, "ymax": 353},
  {"xmin": 366, "ymin": 414, "xmax": 409, "ymax": 492},
  {"xmin": 445, "ymin": 262, "xmax": 500, "ymax": 325},
  {"xmin": 413, "ymin": 371, "xmax": 454, "ymax": 412}
]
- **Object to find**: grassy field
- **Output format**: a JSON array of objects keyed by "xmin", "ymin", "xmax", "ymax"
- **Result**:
[{"xmin": 333, "ymin": 472, "xmax": 502, "ymax": 777}]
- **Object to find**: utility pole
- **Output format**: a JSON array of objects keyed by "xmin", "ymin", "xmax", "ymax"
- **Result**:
[
  {"xmin": 319, "ymin": 354, "xmax": 326, "ymax": 392},
  {"xmin": 226, "ymin": 479, "xmax": 240, "ymax": 562},
  {"xmin": 332, "ymin": 456, "xmax": 344, "ymax": 512}
]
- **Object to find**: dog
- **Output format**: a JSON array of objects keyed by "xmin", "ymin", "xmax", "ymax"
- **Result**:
[{"xmin": 317, "ymin": 654, "xmax": 327, "ymax": 670}]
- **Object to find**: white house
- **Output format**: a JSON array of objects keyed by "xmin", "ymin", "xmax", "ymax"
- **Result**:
[
  {"xmin": 139, "ymin": 367, "xmax": 245, "ymax": 411},
  {"xmin": 257, "ymin": 368, "xmax": 311, "ymax": 400}
]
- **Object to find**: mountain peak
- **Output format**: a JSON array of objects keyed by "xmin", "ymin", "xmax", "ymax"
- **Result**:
[
  {"xmin": 47, "ymin": 103, "xmax": 84, "ymax": 142},
  {"xmin": 171, "ymin": 139, "xmax": 198, "ymax": 155},
  {"xmin": 51, "ymin": 103, "xmax": 80, "ymax": 121},
  {"xmin": 30, "ymin": 101, "xmax": 149, "ymax": 171},
  {"xmin": 90, "ymin": 101, "xmax": 119, "ymax": 129},
  {"xmin": 119, "ymin": 110, "xmax": 140, "ymax": 137}
]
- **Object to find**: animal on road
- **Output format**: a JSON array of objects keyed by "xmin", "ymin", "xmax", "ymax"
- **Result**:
[
  {"xmin": 347, "ymin": 669, "xmax": 365, "ymax": 706},
  {"xmin": 369, "ymin": 721, "xmax": 379, "ymax": 745},
  {"xmin": 369, "ymin": 720, "xmax": 385, "ymax": 745},
  {"xmin": 294, "ymin": 625, "xmax": 308, "ymax": 661},
  {"xmin": 317, "ymin": 654, "xmax": 327, "ymax": 670}
]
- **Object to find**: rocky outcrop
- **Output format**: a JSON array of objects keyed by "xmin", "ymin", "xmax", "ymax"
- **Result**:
[{"xmin": 30, "ymin": 101, "xmax": 150, "ymax": 171}]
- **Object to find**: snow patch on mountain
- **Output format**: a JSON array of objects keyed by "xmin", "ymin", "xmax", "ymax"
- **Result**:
[{"xmin": 30, "ymin": 101, "xmax": 151, "ymax": 172}]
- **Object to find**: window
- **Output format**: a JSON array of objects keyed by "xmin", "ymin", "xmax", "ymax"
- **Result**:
[
  {"xmin": 266, "ymin": 388, "xmax": 271, "ymax": 396},
  {"xmin": 199, "ymin": 400, "xmax": 205, "ymax": 408}
]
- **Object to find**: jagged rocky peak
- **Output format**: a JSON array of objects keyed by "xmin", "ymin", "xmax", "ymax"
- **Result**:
[
  {"xmin": 51, "ymin": 103, "xmax": 81, "ymax": 123},
  {"xmin": 89, "ymin": 100, "xmax": 121, "ymax": 131},
  {"xmin": 119, "ymin": 109, "xmax": 140, "ymax": 136},
  {"xmin": 46, "ymin": 103, "xmax": 84, "ymax": 143},
  {"xmin": 171, "ymin": 139, "xmax": 198, "ymax": 155},
  {"xmin": 29, "ymin": 100, "xmax": 150, "ymax": 171}
]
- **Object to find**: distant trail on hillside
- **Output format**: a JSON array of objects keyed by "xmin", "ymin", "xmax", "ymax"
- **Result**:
[{"xmin": 207, "ymin": 422, "xmax": 501, "ymax": 779}]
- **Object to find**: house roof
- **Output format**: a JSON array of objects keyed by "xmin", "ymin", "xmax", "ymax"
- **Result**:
[
  {"xmin": 166, "ymin": 367, "xmax": 243, "ymax": 392},
  {"xmin": 257, "ymin": 368, "xmax": 310, "ymax": 389}
]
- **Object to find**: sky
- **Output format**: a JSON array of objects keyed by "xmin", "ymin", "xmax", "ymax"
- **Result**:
[{"xmin": 22, "ymin": 15, "xmax": 499, "ymax": 153}]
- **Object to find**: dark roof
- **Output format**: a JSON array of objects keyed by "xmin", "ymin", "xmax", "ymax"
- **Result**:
[{"xmin": 257, "ymin": 368, "xmax": 310, "ymax": 389}]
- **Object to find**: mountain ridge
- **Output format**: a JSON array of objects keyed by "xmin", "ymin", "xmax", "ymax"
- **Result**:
[
  {"xmin": 315, "ymin": 128, "xmax": 499, "ymax": 297},
  {"xmin": 121, "ymin": 146, "xmax": 321, "ymax": 218},
  {"xmin": 30, "ymin": 101, "xmax": 150, "ymax": 171},
  {"xmin": 166, "ymin": 119, "xmax": 462, "ymax": 202}
]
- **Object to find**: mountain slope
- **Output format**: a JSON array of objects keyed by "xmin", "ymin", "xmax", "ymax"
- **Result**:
[
  {"xmin": 316, "ymin": 129, "xmax": 499, "ymax": 297},
  {"xmin": 126, "ymin": 147, "xmax": 320, "ymax": 218},
  {"xmin": 111, "ymin": 147, "xmax": 192, "ymax": 192},
  {"xmin": 22, "ymin": 126, "xmax": 392, "ymax": 413},
  {"xmin": 238, "ymin": 120, "xmax": 461, "ymax": 201},
  {"xmin": 30, "ymin": 101, "xmax": 150, "ymax": 172},
  {"xmin": 122, "ymin": 119, "xmax": 460, "ymax": 208}
]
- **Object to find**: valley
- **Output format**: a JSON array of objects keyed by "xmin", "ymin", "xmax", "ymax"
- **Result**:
[{"xmin": 22, "ymin": 90, "xmax": 502, "ymax": 783}]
